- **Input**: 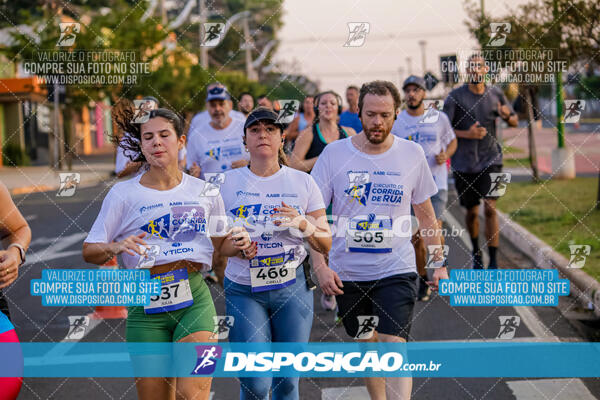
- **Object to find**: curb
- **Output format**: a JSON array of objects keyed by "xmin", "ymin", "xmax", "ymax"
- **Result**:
[{"xmin": 491, "ymin": 207, "xmax": 600, "ymax": 317}]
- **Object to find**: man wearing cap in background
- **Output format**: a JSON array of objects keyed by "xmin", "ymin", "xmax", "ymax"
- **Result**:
[
  {"xmin": 392, "ymin": 75, "xmax": 456, "ymax": 301},
  {"xmin": 186, "ymin": 83, "xmax": 249, "ymax": 283},
  {"xmin": 187, "ymin": 83, "xmax": 246, "ymax": 142},
  {"xmin": 186, "ymin": 84, "xmax": 249, "ymax": 179}
]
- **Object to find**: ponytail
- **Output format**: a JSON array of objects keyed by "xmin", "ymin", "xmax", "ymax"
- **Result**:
[{"xmin": 278, "ymin": 146, "xmax": 288, "ymax": 166}]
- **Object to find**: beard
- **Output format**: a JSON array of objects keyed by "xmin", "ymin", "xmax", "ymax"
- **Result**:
[
  {"xmin": 406, "ymin": 99, "xmax": 423, "ymax": 110},
  {"xmin": 364, "ymin": 127, "xmax": 390, "ymax": 144}
]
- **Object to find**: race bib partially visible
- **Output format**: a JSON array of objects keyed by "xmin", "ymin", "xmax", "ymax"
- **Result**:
[
  {"xmin": 345, "ymin": 214, "xmax": 393, "ymax": 253},
  {"xmin": 249, "ymin": 249, "xmax": 297, "ymax": 293},
  {"xmin": 144, "ymin": 268, "xmax": 194, "ymax": 314}
]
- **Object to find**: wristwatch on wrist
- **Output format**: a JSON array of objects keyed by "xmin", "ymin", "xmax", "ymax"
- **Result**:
[{"xmin": 7, "ymin": 243, "xmax": 26, "ymax": 266}]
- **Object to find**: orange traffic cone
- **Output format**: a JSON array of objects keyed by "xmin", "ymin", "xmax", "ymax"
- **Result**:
[{"xmin": 89, "ymin": 256, "xmax": 128, "ymax": 319}]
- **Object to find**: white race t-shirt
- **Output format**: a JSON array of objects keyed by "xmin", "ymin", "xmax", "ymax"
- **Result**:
[
  {"xmin": 311, "ymin": 136, "xmax": 437, "ymax": 281},
  {"xmin": 391, "ymin": 110, "xmax": 455, "ymax": 191},
  {"xmin": 186, "ymin": 118, "xmax": 248, "ymax": 178},
  {"xmin": 219, "ymin": 166, "xmax": 325, "ymax": 287},
  {"xmin": 85, "ymin": 173, "xmax": 226, "ymax": 270}
]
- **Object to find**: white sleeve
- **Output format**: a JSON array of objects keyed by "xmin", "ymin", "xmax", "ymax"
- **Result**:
[
  {"xmin": 306, "ymin": 174, "xmax": 326, "ymax": 213},
  {"xmin": 411, "ymin": 146, "xmax": 438, "ymax": 204},
  {"xmin": 186, "ymin": 136, "xmax": 200, "ymax": 170},
  {"xmin": 208, "ymin": 193, "xmax": 230, "ymax": 237},
  {"xmin": 310, "ymin": 149, "xmax": 333, "ymax": 208},
  {"xmin": 85, "ymin": 188, "xmax": 124, "ymax": 243}
]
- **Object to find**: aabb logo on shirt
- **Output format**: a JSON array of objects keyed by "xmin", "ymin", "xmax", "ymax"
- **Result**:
[
  {"xmin": 344, "ymin": 172, "xmax": 371, "ymax": 206},
  {"xmin": 140, "ymin": 214, "xmax": 170, "ymax": 239},
  {"xmin": 230, "ymin": 204, "xmax": 262, "ymax": 220}
]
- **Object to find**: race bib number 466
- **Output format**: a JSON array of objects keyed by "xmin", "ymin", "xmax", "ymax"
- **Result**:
[{"xmin": 249, "ymin": 252, "xmax": 297, "ymax": 293}]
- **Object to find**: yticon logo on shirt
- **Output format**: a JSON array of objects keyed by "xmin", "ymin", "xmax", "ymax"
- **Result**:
[
  {"xmin": 230, "ymin": 204, "xmax": 262, "ymax": 220},
  {"xmin": 192, "ymin": 345, "xmax": 222, "ymax": 375}
]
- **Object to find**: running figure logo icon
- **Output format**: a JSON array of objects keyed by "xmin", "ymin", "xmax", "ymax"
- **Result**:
[
  {"xmin": 66, "ymin": 316, "xmax": 90, "ymax": 340},
  {"xmin": 202, "ymin": 23, "xmax": 225, "ymax": 47},
  {"xmin": 567, "ymin": 245, "xmax": 591, "ymax": 268},
  {"xmin": 136, "ymin": 244, "xmax": 161, "ymax": 269},
  {"xmin": 201, "ymin": 173, "xmax": 225, "ymax": 197},
  {"xmin": 344, "ymin": 22, "xmax": 370, "ymax": 47},
  {"xmin": 486, "ymin": 23, "xmax": 511, "ymax": 47},
  {"xmin": 276, "ymin": 100, "xmax": 300, "ymax": 124},
  {"xmin": 57, "ymin": 23, "xmax": 80, "ymax": 47},
  {"xmin": 57, "ymin": 173, "xmax": 81, "ymax": 197},
  {"xmin": 210, "ymin": 316, "xmax": 235, "ymax": 340},
  {"xmin": 420, "ymin": 100, "xmax": 445, "ymax": 124},
  {"xmin": 426, "ymin": 245, "xmax": 449, "ymax": 269},
  {"xmin": 354, "ymin": 315, "xmax": 379, "ymax": 339},
  {"xmin": 132, "ymin": 99, "xmax": 157, "ymax": 124},
  {"xmin": 191, "ymin": 345, "xmax": 223, "ymax": 375},
  {"xmin": 563, "ymin": 100, "xmax": 585, "ymax": 123},
  {"xmin": 496, "ymin": 316, "xmax": 520, "ymax": 339},
  {"xmin": 487, "ymin": 173, "xmax": 511, "ymax": 197}
]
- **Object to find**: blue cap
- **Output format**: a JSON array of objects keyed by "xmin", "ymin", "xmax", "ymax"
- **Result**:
[
  {"xmin": 206, "ymin": 85, "xmax": 231, "ymax": 102},
  {"xmin": 402, "ymin": 75, "xmax": 426, "ymax": 91}
]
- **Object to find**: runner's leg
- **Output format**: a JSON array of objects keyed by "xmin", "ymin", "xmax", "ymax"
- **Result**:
[{"xmin": 175, "ymin": 330, "xmax": 215, "ymax": 400}]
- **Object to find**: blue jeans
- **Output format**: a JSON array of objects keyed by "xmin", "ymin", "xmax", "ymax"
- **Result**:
[{"xmin": 224, "ymin": 265, "xmax": 314, "ymax": 400}]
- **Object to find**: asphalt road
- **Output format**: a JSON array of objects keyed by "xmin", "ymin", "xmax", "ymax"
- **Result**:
[{"xmin": 4, "ymin": 181, "xmax": 599, "ymax": 400}]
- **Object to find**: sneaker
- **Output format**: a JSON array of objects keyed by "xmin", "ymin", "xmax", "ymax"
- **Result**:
[
  {"xmin": 203, "ymin": 270, "xmax": 218, "ymax": 283},
  {"xmin": 320, "ymin": 293, "xmax": 337, "ymax": 311},
  {"xmin": 417, "ymin": 276, "xmax": 431, "ymax": 301},
  {"xmin": 472, "ymin": 253, "xmax": 484, "ymax": 270}
]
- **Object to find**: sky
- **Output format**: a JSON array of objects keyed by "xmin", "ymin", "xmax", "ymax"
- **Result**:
[{"xmin": 275, "ymin": 0, "xmax": 528, "ymax": 102}]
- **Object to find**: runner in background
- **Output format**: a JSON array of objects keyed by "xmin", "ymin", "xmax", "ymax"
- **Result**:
[
  {"xmin": 237, "ymin": 92, "xmax": 254, "ymax": 117},
  {"xmin": 311, "ymin": 80, "xmax": 448, "ymax": 400},
  {"xmin": 84, "ymin": 103, "xmax": 252, "ymax": 400},
  {"xmin": 392, "ymin": 75, "xmax": 456, "ymax": 301},
  {"xmin": 185, "ymin": 84, "xmax": 249, "ymax": 284},
  {"xmin": 289, "ymin": 91, "xmax": 357, "ymax": 172},
  {"xmin": 289, "ymin": 90, "xmax": 356, "ymax": 312},
  {"xmin": 188, "ymin": 83, "xmax": 246, "ymax": 142},
  {"xmin": 443, "ymin": 54, "xmax": 517, "ymax": 269},
  {"xmin": 284, "ymin": 95, "xmax": 315, "ymax": 155},
  {"xmin": 339, "ymin": 85, "xmax": 363, "ymax": 133},
  {"xmin": 219, "ymin": 107, "xmax": 331, "ymax": 400},
  {"xmin": 256, "ymin": 94, "xmax": 273, "ymax": 109},
  {"xmin": 0, "ymin": 182, "xmax": 32, "ymax": 400}
]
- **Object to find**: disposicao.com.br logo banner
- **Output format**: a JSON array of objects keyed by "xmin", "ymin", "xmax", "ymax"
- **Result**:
[{"xmin": 2, "ymin": 342, "xmax": 600, "ymax": 378}]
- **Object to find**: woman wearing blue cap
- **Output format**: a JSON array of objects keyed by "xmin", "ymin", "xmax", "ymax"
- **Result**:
[{"xmin": 218, "ymin": 107, "xmax": 332, "ymax": 400}]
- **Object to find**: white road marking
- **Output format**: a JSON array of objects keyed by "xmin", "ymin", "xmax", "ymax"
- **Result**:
[
  {"xmin": 25, "ymin": 232, "xmax": 89, "ymax": 265},
  {"xmin": 322, "ymin": 386, "xmax": 369, "ymax": 400},
  {"xmin": 507, "ymin": 379, "xmax": 597, "ymax": 399}
]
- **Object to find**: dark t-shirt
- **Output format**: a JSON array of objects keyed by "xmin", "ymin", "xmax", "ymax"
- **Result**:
[{"xmin": 443, "ymin": 84, "xmax": 513, "ymax": 173}]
